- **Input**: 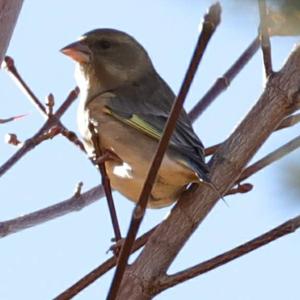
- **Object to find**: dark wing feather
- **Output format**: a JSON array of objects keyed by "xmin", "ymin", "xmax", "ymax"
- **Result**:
[{"xmin": 106, "ymin": 72, "xmax": 209, "ymax": 180}]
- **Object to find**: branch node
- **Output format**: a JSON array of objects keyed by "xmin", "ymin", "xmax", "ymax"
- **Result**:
[
  {"xmin": 204, "ymin": 2, "xmax": 221, "ymax": 28},
  {"xmin": 73, "ymin": 182, "xmax": 84, "ymax": 198},
  {"xmin": 1, "ymin": 56, "xmax": 15, "ymax": 71},
  {"xmin": 108, "ymin": 238, "xmax": 126, "ymax": 257},
  {"xmin": 226, "ymin": 183, "xmax": 253, "ymax": 196},
  {"xmin": 45, "ymin": 93, "xmax": 55, "ymax": 116},
  {"xmin": 4, "ymin": 133, "xmax": 22, "ymax": 146},
  {"xmin": 220, "ymin": 76, "xmax": 230, "ymax": 88}
]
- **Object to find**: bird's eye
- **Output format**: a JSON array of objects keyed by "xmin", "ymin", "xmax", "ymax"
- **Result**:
[{"xmin": 97, "ymin": 40, "xmax": 111, "ymax": 50}]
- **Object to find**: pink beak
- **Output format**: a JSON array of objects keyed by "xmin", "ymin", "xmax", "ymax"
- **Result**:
[{"xmin": 60, "ymin": 41, "xmax": 91, "ymax": 63}]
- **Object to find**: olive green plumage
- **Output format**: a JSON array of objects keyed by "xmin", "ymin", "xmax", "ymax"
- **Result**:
[{"xmin": 61, "ymin": 28, "xmax": 209, "ymax": 208}]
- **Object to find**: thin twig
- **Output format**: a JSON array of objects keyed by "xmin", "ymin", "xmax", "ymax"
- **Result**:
[
  {"xmin": 3, "ymin": 56, "xmax": 84, "ymax": 152},
  {"xmin": 205, "ymin": 143, "xmax": 221, "ymax": 156},
  {"xmin": 54, "ymin": 226, "xmax": 157, "ymax": 300},
  {"xmin": 204, "ymin": 112, "xmax": 300, "ymax": 157},
  {"xmin": 0, "ymin": 180, "xmax": 252, "ymax": 240},
  {"xmin": 188, "ymin": 36, "xmax": 260, "ymax": 121},
  {"xmin": 226, "ymin": 183, "xmax": 253, "ymax": 196},
  {"xmin": 258, "ymin": 0, "xmax": 273, "ymax": 77},
  {"xmin": 157, "ymin": 215, "xmax": 300, "ymax": 292},
  {"xmin": 107, "ymin": 4, "xmax": 221, "ymax": 299},
  {"xmin": 0, "ymin": 114, "xmax": 27, "ymax": 124},
  {"xmin": 3, "ymin": 56, "xmax": 47, "ymax": 116},
  {"xmin": 0, "ymin": 88, "xmax": 79, "ymax": 177},
  {"xmin": 238, "ymin": 135, "xmax": 300, "ymax": 182},
  {"xmin": 276, "ymin": 113, "xmax": 300, "ymax": 131},
  {"xmin": 88, "ymin": 123, "xmax": 122, "ymax": 243},
  {"xmin": 0, "ymin": 186, "xmax": 104, "ymax": 238}
]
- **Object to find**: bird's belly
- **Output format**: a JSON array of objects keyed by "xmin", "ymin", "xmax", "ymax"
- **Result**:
[{"xmin": 100, "ymin": 118, "xmax": 198, "ymax": 208}]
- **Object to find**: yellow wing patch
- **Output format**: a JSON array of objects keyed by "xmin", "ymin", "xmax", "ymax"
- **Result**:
[{"xmin": 104, "ymin": 107, "xmax": 161, "ymax": 140}]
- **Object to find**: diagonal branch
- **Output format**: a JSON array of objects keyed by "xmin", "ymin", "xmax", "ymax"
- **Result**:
[
  {"xmin": 0, "ymin": 185, "xmax": 104, "ymax": 237},
  {"xmin": 88, "ymin": 123, "xmax": 122, "ymax": 243},
  {"xmin": 54, "ymin": 226, "xmax": 157, "ymax": 300},
  {"xmin": 238, "ymin": 135, "xmax": 300, "ymax": 182},
  {"xmin": 49, "ymin": 131, "xmax": 300, "ymax": 298},
  {"xmin": 0, "ymin": 88, "xmax": 79, "ymax": 177},
  {"xmin": 276, "ymin": 112, "xmax": 300, "ymax": 130},
  {"xmin": 107, "ymin": 4, "xmax": 221, "ymax": 299},
  {"xmin": 51, "ymin": 182, "xmax": 254, "ymax": 300},
  {"xmin": 0, "ymin": 113, "xmax": 27, "ymax": 124},
  {"xmin": 2, "ymin": 56, "xmax": 85, "ymax": 152},
  {"xmin": 114, "ymin": 37, "xmax": 300, "ymax": 299},
  {"xmin": 3, "ymin": 56, "xmax": 47, "ymax": 115},
  {"xmin": 205, "ymin": 111, "xmax": 300, "ymax": 157},
  {"xmin": 188, "ymin": 36, "xmax": 260, "ymax": 121},
  {"xmin": 156, "ymin": 214, "xmax": 300, "ymax": 292}
]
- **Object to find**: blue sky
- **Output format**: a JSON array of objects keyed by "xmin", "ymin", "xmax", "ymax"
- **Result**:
[{"xmin": 0, "ymin": 1, "xmax": 299, "ymax": 299}]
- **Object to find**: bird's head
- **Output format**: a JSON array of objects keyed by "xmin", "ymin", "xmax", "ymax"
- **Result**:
[{"xmin": 61, "ymin": 29, "xmax": 154, "ymax": 92}]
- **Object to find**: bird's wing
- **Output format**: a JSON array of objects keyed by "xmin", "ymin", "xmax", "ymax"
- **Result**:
[{"xmin": 102, "ymin": 76, "xmax": 209, "ymax": 180}]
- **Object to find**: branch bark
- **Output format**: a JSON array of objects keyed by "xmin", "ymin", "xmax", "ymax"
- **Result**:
[
  {"xmin": 108, "ymin": 4, "xmax": 221, "ymax": 299},
  {"xmin": 157, "ymin": 214, "xmax": 300, "ymax": 292},
  {"xmin": 115, "ymin": 45, "xmax": 300, "ymax": 299},
  {"xmin": 0, "ymin": 185, "xmax": 104, "ymax": 237},
  {"xmin": 0, "ymin": 0, "xmax": 23, "ymax": 65}
]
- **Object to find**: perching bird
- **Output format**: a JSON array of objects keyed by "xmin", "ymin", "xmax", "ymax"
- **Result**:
[{"xmin": 61, "ymin": 28, "xmax": 210, "ymax": 208}]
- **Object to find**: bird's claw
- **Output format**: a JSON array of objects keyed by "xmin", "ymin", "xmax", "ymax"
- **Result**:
[
  {"xmin": 95, "ymin": 149, "xmax": 123, "ymax": 165},
  {"xmin": 107, "ymin": 237, "xmax": 125, "ymax": 257}
]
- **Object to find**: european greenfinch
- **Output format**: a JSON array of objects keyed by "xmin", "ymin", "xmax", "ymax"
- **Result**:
[{"xmin": 61, "ymin": 29, "xmax": 209, "ymax": 208}]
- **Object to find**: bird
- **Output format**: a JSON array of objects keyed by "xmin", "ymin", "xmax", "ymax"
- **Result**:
[{"xmin": 61, "ymin": 28, "xmax": 210, "ymax": 208}]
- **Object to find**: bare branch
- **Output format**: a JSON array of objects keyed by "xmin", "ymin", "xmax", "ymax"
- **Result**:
[
  {"xmin": 50, "ymin": 134, "xmax": 300, "ymax": 297},
  {"xmin": 276, "ymin": 112, "xmax": 300, "ymax": 130},
  {"xmin": 3, "ymin": 56, "xmax": 47, "ymax": 115},
  {"xmin": 205, "ymin": 143, "xmax": 220, "ymax": 156},
  {"xmin": 115, "ymin": 37, "xmax": 300, "ymax": 299},
  {"xmin": 0, "ymin": 113, "xmax": 27, "ymax": 124},
  {"xmin": 226, "ymin": 182, "xmax": 253, "ymax": 195},
  {"xmin": 107, "ymin": 4, "xmax": 221, "ymax": 299},
  {"xmin": 238, "ymin": 135, "xmax": 300, "ymax": 182},
  {"xmin": 2, "ymin": 56, "xmax": 84, "ymax": 152},
  {"xmin": 258, "ymin": 0, "xmax": 273, "ymax": 77},
  {"xmin": 88, "ymin": 122, "xmax": 122, "ymax": 243},
  {"xmin": 157, "ymin": 215, "xmax": 300, "ymax": 292},
  {"xmin": 0, "ymin": 88, "xmax": 79, "ymax": 177},
  {"xmin": 188, "ymin": 37, "xmax": 260, "ymax": 121},
  {"xmin": 0, "ymin": 0, "xmax": 23, "ymax": 64},
  {"xmin": 54, "ymin": 226, "xmax": 157, "ymax": 300},
  {"xmin": 204, "ymin": 112, "xmax": 300, "ymax": 157},
  {"xmin": 0, "ymin": 185, "xmax": 104, "ymax": 238}
]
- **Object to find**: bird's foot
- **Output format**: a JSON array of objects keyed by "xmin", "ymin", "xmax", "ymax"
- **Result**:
[
  {"xmin": 94, "ymin": 149, "xmax": 123, "ymax": 165},
  {"xmin": 107, "ymin": 237, "xmax": 125, "ymax": 257}
]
